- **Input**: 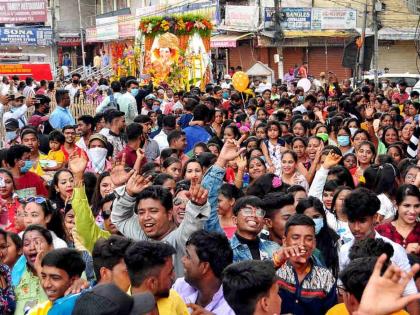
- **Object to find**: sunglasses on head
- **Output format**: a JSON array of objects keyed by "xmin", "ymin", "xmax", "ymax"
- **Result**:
[{"xmin": 18, "ymin": 196, "xmax": 47, "ymax": 204}]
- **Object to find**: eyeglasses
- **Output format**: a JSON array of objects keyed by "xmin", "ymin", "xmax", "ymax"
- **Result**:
[
  {"xmin": 406, "ymin": 174, "xmax": 416, "ymax": 180},
  {"xmin": 101, "ymin": 210, "xmax": 111, "ymax": 220},
  {"xmin": 240, "ymin": 207, "xmax": 265, "ymax": 218},
  {"xmin": 173, "ymin": 197, "xmax": 188, "ymax": 206},
  {"xmin": 18, "ymin": 196, "xmax": 46, "ymax": 204}
]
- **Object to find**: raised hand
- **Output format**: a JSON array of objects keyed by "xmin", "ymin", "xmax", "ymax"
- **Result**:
[
  {"xmin": 68, "ymin": 151, "xmax": 88, "ymax": 177},
  {"xmin": 323, "ymin": 150, "xmax": 342, "ymax": 169},
  {"xmin": 126, "ymin": 173, "xmax": 152, "ymax": 197},
  {"xmin": 236, "ymin": 155, "xmax": 247, "ymax": 172},
  {"xmin": 110, "ymin": 153, "xmax": 133, "ymax": 187},
  {"xmin": 356, "ymin": 254, "xmax": 420, "ymax": 315},
  {"xmin": 217, "ymin": 139, "xmax": 246, "ymax": 166},
  {"xmin": 186, "ymin": 177, "xmax": 208, "ymax": 206},
  {"xmin": 365, "ymin": 104, "xmax": 375, "ymax": 119}
]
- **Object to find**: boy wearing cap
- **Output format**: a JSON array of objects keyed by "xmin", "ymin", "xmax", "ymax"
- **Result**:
[
  {"xmin": 4, "ymin": 118, "xmax": 20, "ymax": 147},
  {"xmin": 27, "ymin": 248, "xmax": 85, "ymax": 315},
  {"xmin": 2, "ymin": 93, "xmax": 32, "ymax": 128}
]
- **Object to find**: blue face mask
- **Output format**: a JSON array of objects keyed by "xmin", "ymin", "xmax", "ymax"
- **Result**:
[
  {"xmin": 337, "ymin": 135, "xmax": 350, "ymax": 147},
  {"xmin": 222, "ymin": 92, "xmax": 229, "ymax": 99},
  {"xmin": 20, "ymin": 160, "xmax": 34, "ymax": 174},
  {"xmin": 5, "ymin": 131, "xmax": 17, "ymax": 142},
  {"xmin": 313, "ymin": 218, "xmax": 324, "ymax": 235},
  {"xmin": 298, "ymin": 95, "xmax": 304, "ymax": 102},
  {"xmin": 131, "ymin": 88, "xmax": 139, "ymax": 97}
]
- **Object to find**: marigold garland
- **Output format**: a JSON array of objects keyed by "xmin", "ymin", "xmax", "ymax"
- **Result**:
[{"xmin": 139, "ymin": 14, "xmax": 213, "ymax": 37}]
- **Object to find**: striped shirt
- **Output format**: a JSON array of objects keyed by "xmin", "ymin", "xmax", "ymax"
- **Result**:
[{"xmin": 277, "ymin": 260, "xmax": 337, "ymax": 315}]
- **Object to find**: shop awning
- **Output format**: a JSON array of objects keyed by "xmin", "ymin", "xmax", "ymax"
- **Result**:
[{"xmin": 211, "ymin": 33, "xmax": 252, "ymax": 48}]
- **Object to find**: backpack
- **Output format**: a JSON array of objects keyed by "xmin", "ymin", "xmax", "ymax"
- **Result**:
[{"xmin": 106, "ymin": 93, "xmax": 120, "ymax": 111}]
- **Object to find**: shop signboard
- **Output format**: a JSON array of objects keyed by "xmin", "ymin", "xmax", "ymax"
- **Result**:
[
  {"xmin": 225, "ymin": 5, "xmax": 259, "ymax": 29},
  {"xmin": 57, "ymin": 37, "xmax": 82, "ymax": 47},
  {"xmin": 311, "ymin": 8, "xmax": 357, "ymax": 30},
  {"xmin": 0, "ymin": 0, "xmax": 47, "ymax": 23},
  {"xmin": 0, "ymin": 27, "xmax": 52, "ymax": 46},
  {"xmin": 265, "ymin": 8, "xmax": 312, "ymax": 30},
  {"xmin": 96, "ymin": 16, "xmax": 119, "ymax": 41},
  {"xmin": 86, "ymin": 28, "xmax": 97, "ymax": 43},
  {"xmin": 0, "ymin": 63, "xmax": 52, "ymax": 80}
]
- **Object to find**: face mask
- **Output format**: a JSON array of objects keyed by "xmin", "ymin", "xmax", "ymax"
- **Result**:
[
  {"xmin": 317, "ymin": 96, "xmax": 325, "ymax": 102},
  {"xmin": 337, "ymin": 135, "xmax": 350, "ymax": 147},
  {"xmin": 131, "ymin": 88, "xmax": 139, "ymax": 97},
  {"xmin": 313, "ymin": 218, "xmax": 324, "ymax": 235},
  {"xmin": 382, "ymin": 83, "xmax": 388, "ymax": 89},
  {"xmin": 222, "ymin": 92, "xmax": 229, "ymax": 99},
  {"xmin": 349, "ymin": 127, "xmax": 358, "ymax": 137},
  {"xmin": 298, "ymin": 95, "xmax": 304, "ymax": 102},
  {"xmin": 5, "ymin": 131, "xmax": 17, "ymax": 142},
  {"xmin": 20, "ymin": 160, "xmax": 33, "ymax": 173},
  {"xmin": 316, "ymin": 132, "xmax": 328, "ymax": 142},
  {"xmin": 72, "ymin": 79, "xmax": 79, "ymax": 85},
  {"xmin": 87, "ymin": 147, "xmax": 108, "ymax": 173}
]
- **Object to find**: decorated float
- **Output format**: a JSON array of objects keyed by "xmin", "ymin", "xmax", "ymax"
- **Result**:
[
  {"xmin": 139, "ymin": 14, "xmax": 212, "ymax": 91},
  {"xmin": 109, "ymin": 41, "xmax": 140, "ymax": 79}
]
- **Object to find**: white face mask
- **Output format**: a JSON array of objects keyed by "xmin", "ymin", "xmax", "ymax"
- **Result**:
[
  {"xmin": 87, "ymin": 147, "xmax": 108, "ymax": 173},
  {"xmin": 349, "ymin": 127, "xmax": 358, "ymax": 137}
]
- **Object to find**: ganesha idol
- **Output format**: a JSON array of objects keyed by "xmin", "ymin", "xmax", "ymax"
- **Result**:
[{"xmin": 150, "ymin": 32, "xmax": 180, "ymax": 82}]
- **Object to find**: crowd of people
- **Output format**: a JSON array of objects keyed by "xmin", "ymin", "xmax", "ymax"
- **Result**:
[{"xmin": 0, "ymin": 69, "xmax": 417, "ymax": 315}]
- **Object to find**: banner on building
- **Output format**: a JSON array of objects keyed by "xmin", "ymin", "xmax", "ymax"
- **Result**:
[
  {"xmin": 0, "ymin": 63, "xmax": 52, "ymax": 80},
  {"xmin": 96, "ymin": 16, "xmax": 119, "ymax": 41},
  {"xmin": 225, "ymin": 5, "xmax": 259, "ymax": 30},
  {"xmin": 0, "ymin": 0, "xmax": 47, "ymax": 23},
  {"xmin": 0, "ymin": 27, "xmax": 52, "ymax": 46},
  {"xmin": 118, "ymin": 15, "xmax": 137, "ymax": 38},
  {"xmin": 136, "ymin": 1, "xmax": 217, "ymax": 23},
  {"xmin": 265, "ymin": 7, "xmax": 356, "ymax": 30},
  {"xmin": 312, "ymin": 8, "xmax": 357, "ymax": 30}
]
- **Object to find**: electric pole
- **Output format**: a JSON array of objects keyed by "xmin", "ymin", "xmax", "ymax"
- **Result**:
[
  {"xmin": 372, "ymin": 0, "xmax": 379, "ymax": 89},
  {"xmin": 274, "ymin": 0, "xmax": 284, "ymax": 81},
  {"xmin": 78, "ymin": 0, "xmax": 86, "ymax": 75},
  {"xmin": 358, "ymin": 0, "xmax": 368, "ymax": 80}
]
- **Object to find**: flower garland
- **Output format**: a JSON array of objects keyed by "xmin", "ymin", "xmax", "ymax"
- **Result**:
[{"xmin": 139, "ymin": 14, "xmax": 212, "ymax": 37}]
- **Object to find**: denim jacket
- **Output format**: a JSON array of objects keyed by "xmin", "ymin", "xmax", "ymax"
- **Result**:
[
  {"xmin": 230, "ymin": 234, "xmax": 281, "ymax": 262},
  {"xmin": 202, "ymin": 165, "xmax": 225, "ymax": 234}
]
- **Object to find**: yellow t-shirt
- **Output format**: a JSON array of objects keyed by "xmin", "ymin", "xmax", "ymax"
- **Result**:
[
  {"xmin": 47, "ymin": 150, "xmax": 66, "ymax": 164},
  {"xmin": 30, "ymin": 153, "xmax": 48, "ymax": 176},
  {"xmin": 326, "ymin": 303, "xmax": 409, "ymax": 315},
  {"xmin": 156, "ymin": 289, "xmax": 189, "ymax": 315}
]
